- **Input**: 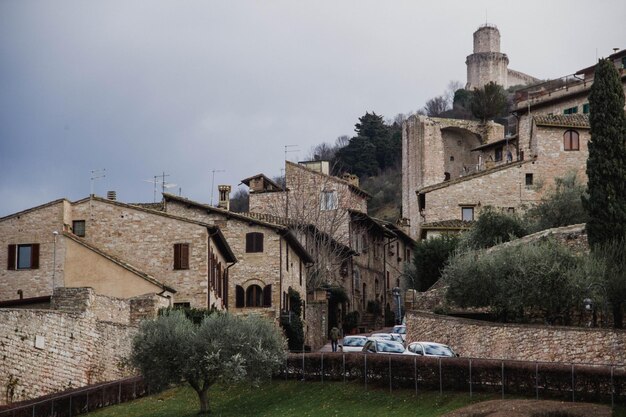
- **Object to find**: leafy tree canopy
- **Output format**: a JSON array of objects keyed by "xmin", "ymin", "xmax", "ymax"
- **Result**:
[
  {"xmin": 470, "ymin": 82, "xmax": 509, "ymax": 122},
  {"xmin": 132, "ymin": 311, "xmax": 286, "ymax": 414},
  {"xmin": 406, "ymin": 235, "xmax": 459, "ymax": 292},
  {"xmin": 459, "ymin": 206, "xmax": 527, "ymax": 250}
]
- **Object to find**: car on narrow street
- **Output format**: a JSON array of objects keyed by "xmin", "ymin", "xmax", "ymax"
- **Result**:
[
  {"xmin": 362, "ymin": 339, "xmax": 416, "ymax": 355},
  {"xmin": 390, "ymin": 324, "xmax": 406, "ymax": 342},
  {"xmin": 338, "ymin": 335, "xmax": 368, "ymax": 352},
  {"xmin": 406, "ymin": 341, "xmax": 458, "ymax": 357},
  {"xmin": 370, "ymin": 332, "xmax": 404, "ymax": 345}
]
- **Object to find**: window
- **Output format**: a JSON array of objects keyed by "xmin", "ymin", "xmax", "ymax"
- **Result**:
[
  {"xmin": 263, "ymin": 284, "xmax": 272, "ymax": 307},
  {"xmin": 7, "ymin": 244, "xmax": 39, "ymax": 270},
  {"xmin": 563, "ymin": 130, "xmax": 580, "ymax": 151},
  {"xmin": 245, "ymin": 232, "xmax": 264, "ymax": 253},
  {"xmin": 173, "ymin": 243, "xmax": 189, "ymax": 270},
  {"xmin": 320, "ymin": 190, "xmax": 338, "ymax": 210},
  {"xmin": 72, "ymin": 220, "xmax": 85, "ymax": 237},
  {"xmin": 525, "ymin": 173, "xmax": 534, "ymax": 187},
  {"xmin": 418, "ymin": 193, "xmax": 426, "ymax": 211},
  {"xmin": 375, "ymin": 279, "xmax": 380, "ymax": 295},
  {"xmin": 494, "ymin": 146, "xmax": 503, "ymax": 162},
  {"xmin": 461, "ymin": 207, "xmax": 474, "ymax": 222},
  {"xmin": 246, "ymin": 285, "xmax": 263, "ymax": 307},
  {"xmin": 582, "ymin": 103, "xmax": 590, "ymax": 114},
  {"xmin": 564, "ymin": 106, "xmax": 578, "ymax": 114},
  {"xmin": 444, "ymin": 172, "xmax": 451, "ymax": 181},
  {"xmin": 235, "ymin": 285, "xmax": 244, "ymax": 308},
  {"xmin": 507, "ymin": 207, "xmax": 515, "ymax": 214},
  {"xmin": 299, "ymin": 261, "xmax": 302, "ymax": 286},
  {"xmin": 173, "ymin": 302, "xmax": 190, "ymax": 309}
]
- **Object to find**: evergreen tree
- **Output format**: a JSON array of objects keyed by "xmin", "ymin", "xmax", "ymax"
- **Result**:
[
  {"xmin": 582, "ymin": 58, "xmax": 626, "ymax": 247},
  {"xmin": 470, "ymin": 82, "xmax": 508, "ymax": 122}
]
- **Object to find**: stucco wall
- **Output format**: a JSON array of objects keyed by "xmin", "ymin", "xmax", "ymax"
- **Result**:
[{"xmin": 406, "ymin": 311, "xmax": 626, "ymax": 365}]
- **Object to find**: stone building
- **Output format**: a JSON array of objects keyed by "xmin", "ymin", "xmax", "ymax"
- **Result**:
[
  {"xmin": 162, "ymin": 193, "xmax": 313, "ymax": 320},
  {"xmin": 403, "ymin": 46, "xmax": 626, "ymax": 240},
  {"xmin": 466, "ymin": 23, "xmax": 539, "ymax": 90},
  {"xmin": 0, "ymin": 195, "xmax": 236, "ymax": 309},
  {"xmin": 244, "ymin": 160, "xmax": 416, "ymax": 329}
]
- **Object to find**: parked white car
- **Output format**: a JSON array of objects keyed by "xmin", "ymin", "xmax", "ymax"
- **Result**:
[
  {"xmin": 362, "ymin": 339, "xmax": 415, "ymax": 355},
  {"xmin": 390, "ymin": 325, "xmax": 406, "ymax": 342},
  {"xmin": 338, "ymin": 335, "xmax": 368, "ymax": 353},
  {"xmin": 406, "ymin": 342, "xmax": 458, "ymax": 357},
  {"xmin": 370, "ymin": 332, "xmax": 404, "ymax": 345}
]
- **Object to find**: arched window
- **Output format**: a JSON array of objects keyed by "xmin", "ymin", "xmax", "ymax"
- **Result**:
[
  {"xmin": 235, "ymin": 285, "xmax": 244, "ymax": 308},
  {"xmin": 374, "ymin": 279, "xmax": 380, "ymax": 295},
  {"xmin": 563, "ymin": 130, "xmax": 579, "ymax": 151},
  {"xmin": 246, "ymin": 285, "xmax": 263, "ymax": 307}
]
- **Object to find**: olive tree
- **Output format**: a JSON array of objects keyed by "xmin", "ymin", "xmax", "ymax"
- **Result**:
[{"xmin": 131, "ymin": 311, "xmax": 286, "ymax": 414}]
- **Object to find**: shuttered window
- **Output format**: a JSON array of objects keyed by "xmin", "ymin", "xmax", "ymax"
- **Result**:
[
  {"xmin": 173, "ymin": 243, "xmax": 190, "ymax": 270},
  {"xmin": 7, "ymin": 244, "xmax": 39, "ymax": 270},
  {"xmin": 246, "ymin": 285, "xmax": 263, "ymax": 307},
  {"xmin": 563, "ymin": 130, "xmax": 580, "ymax": 151},
  {"xmin": 235, "ymin": 285, "xmax": 244, "ymax": 308},
  {"xmin": 245, "ymin": 232, "xmax": 264, "ymax": 253}
]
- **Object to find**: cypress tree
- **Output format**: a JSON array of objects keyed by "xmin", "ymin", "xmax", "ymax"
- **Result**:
[{"xmin": 582, "ymin": 58, "xmax": 626, "ymax": 247}]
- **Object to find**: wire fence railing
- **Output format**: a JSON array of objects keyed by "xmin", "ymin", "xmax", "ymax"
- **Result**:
[
  {"xmin": 0, "ymin": 376, "xmax": 147, "ymax": 417},
  {"xmin": 280, "ymin": 352, "xmax": 626, "ymax": 407}
]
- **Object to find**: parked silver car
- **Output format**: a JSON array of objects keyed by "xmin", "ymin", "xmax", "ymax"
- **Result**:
[
  {"xmin": 338, "ymin": 335, "xmax": 368, "ymax": 353},
  {"xmin": 406, "ymin": 342, "xmax": 458, "ymax": 357},
  {"xmin": 362, "ymin": 339, "xmax": 415, "ymax": 355}
]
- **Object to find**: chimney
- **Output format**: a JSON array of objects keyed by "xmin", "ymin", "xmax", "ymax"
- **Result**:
[
  {"xmin": 218, "ymin": 185, "xmax": 231, "ymax": 210},
  {"xmin": 106, "ymin": 191, "xmax": 117, "ymax": 201},
  {"xmin": 342, "ymin": 173, "xmax": 359, "ymax": 188}
]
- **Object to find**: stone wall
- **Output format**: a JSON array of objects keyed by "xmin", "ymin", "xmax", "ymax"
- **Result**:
[
  {"xmin": 305, "ymin": 300, "xmax": 328, "ymax": 350},
  {"xmin": 0, "ymin": 200, "xmax": 67, "ymax": 301},
  {"xmin": 0, "ymin": 288, "xmax": 152, "ymax": 405},
  {"xmin": 406, "ymin": 311, "xmax": 626, "ymax": 365},
  {"xmin": 165, "ymin": 200, "xmax": 307, "ymax": 319},
  {"xmin": 71, "ymin": 198, "xmax": 213, "ymax": 308}
]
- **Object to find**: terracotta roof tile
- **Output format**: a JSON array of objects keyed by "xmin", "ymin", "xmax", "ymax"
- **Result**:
[{"xmin": 533, "ymin": 114, "xmax": 590, "ymax": 128}]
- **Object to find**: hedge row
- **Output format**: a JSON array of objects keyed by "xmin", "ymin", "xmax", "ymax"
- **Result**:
[{"xmin": 280, "ymin": 353, "xmax": 626, "ymax": 405}]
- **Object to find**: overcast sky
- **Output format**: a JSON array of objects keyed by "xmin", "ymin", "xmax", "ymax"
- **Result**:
[{"xmin": 1, "ymin": 0, "xmax": 625, "ymax": 217}]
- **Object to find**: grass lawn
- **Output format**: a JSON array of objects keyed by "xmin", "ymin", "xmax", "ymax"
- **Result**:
[{"xmin": 86, "ymin": 380, "xmax": 495, "ymax": 417}]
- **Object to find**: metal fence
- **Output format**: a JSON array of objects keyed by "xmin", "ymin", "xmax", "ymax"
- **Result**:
[
  {"xmin": 281, "ymin": 352, "xmax": 626, "ymax": 407},
  {"xmin": 0, "ymin": 376, "xmax": 147, "ymax": 417}
]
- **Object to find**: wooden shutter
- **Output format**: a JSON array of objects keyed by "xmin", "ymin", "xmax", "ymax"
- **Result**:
[
  {"xmin": 246, "ymin": 233, "xmax": 253, "ymax": 252},
  {"xmin": 235, "ymin": 285, "xmax": 244, "ymax": 308},
  {"xmin": 263, "ymin": 284, "xmax": 272, "ymax": 307},
  {"xmin": 7, "ymin": 244, "xmax": 16, "ymax": 270},
  {"xmin": 174, "ymin": 243, "xmax": 189, "ymax": 270},
  {"xmin": 223, "ymin": 272, "xmax": 229, "ymax": 308},
  {"xmin": 31, "ymin": 244, "xmax": 40, "ymax": 269},
  {"xmin": 256, "ymin": 233, "xmax": 263, "ymax": 252}
]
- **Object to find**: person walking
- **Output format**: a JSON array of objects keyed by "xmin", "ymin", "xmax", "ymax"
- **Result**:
[{"xmin": 330, "ymin": 326, "xmax": 340, "ymax": 352}]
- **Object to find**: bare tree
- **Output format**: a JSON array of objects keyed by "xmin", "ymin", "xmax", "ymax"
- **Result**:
[{"xmin": 423, "ymin": 95, "xmax": 450, "ymax": 117}]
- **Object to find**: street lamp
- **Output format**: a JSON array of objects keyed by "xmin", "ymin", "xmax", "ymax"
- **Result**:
[{"xmin": 392, "ymin": 287, "xmax": 402, "ymax": 325}]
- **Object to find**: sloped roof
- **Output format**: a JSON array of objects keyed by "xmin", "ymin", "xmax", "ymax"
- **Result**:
[
  {"xmin": 533, "ymin": 114, "xmax": 590, "ymax": 129},
  {"xmin": 0, "ymin": 198, "xmax": 69, "ymax": 221},
  {"xmin": 349, "ymin": 209, "xmax": 396, "ymax": 238},
  {"xmin": 240, "ymin": 173, "xmax": 284, "ymax": 191},
  {"xmin": 471, "ymin": 136, "xmax": 517, "ymax": 152},
  {"xmin": 163, "ymin": 193, "xmax": 314, "ymax": 264},
  {"xmin": 421, "ymin": 219, "xmax": 474, "ymax": 230},
  {"xmin": 74, "ymin": 196, "xmax": 236, "ymax": 263},
  {"xmin": 63, "ymin": 232, "xmax": 177, "ymax": 293}
]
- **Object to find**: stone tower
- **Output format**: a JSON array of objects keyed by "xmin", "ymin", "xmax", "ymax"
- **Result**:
[{"xmin": 465, "ymin": 24, "xmax": 509, "ymax": 90}]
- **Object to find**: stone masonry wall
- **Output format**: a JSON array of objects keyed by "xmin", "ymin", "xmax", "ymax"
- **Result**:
[
  {"xmin": 406, "ymin": 311, "xmax": 626, "ymax": 365},
  {"xmin": 0, "ymin": 200, "xmax": 67, "ymax": 301},
  {"xmin": 72, "ymin": 199, "xmax": 211, "ymax": 308},
  {"xmin": 165, "ymin": 201, "xmax": 306, "ymax": 320},
  {"xmin": 305, "ymin": 300, "xmax": 328, "ymax": 350},
  {"xmin": 0, "ymin": 288, "xmax": 146, "ymax": 405}
]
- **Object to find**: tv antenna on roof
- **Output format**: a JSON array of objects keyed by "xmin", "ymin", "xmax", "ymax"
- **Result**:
[
  {"xmin": 143, "ymin": 172, "xmax": 176, "ymax": 203},
  {"xmin": 90, "ymin": 168, "xmax": 106, "ymax": 197},
  {"xmin": 210, "ymin": 169, "xmax": 225, "ymax": 205},
  {"xmin": 284, "ymin": 144, "xmax": 299, "ymax": 162}
]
